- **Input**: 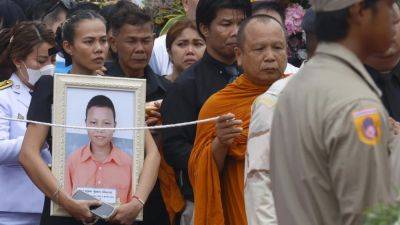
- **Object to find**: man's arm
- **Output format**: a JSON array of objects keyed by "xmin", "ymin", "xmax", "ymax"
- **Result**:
[
  {"xmin": 161, "ymin": 81, "xmax": 198, "ymax": 169},
  {"xmin": 325, "ymin": 100, "xmax": 393, "ymax": 225}
]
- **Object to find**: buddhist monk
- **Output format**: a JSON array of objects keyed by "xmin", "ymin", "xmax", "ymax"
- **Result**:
[{"xmin": 188, "ymin": 15, "xmax": 288, "ymax": 225}]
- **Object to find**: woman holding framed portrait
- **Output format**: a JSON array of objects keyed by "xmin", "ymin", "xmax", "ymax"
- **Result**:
[
  {"xmin": 0, "ymin": 21, "xmax": 55, "ymax": 225},
  {"xmin": 19, "ymin": 10, "xmax": 161, "ymax": 225}
]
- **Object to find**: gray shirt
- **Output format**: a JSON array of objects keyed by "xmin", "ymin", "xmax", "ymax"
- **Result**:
[{"xmin": 270, "ymin": 42, "xmax": 393, "ymax": 225}]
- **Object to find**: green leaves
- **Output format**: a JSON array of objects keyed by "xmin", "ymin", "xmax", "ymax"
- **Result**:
[{"xmin": 363, "ymin": 203, "xmax": 400, "ymax": 225}]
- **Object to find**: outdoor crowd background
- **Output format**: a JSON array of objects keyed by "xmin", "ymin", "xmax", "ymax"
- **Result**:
[{"xmin": 1, "ymin": 0, "xmax": 400, "ymax": 225}]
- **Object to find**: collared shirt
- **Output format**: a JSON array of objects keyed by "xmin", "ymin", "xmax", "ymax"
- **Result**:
[
  {"xmin": 366, "ymin": 63, "xmax": 400, "ymax": 121},
  {"xmin": 270, "ymin": 43, "xmax": 392, "ymax": 225},
  {"xmin": 105, "ymin": 60, "xmax": 171, "ymax": 102},
  {"xmin": 65, "ymin": 144, "xmax": 132, "ymax": 204},
  {"xmin": 160, "ymin": 52, "xmax": 241, "ymax": 200}
]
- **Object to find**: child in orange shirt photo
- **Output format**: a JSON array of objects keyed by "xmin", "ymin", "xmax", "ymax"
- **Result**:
[{"xmin": 65, "ymin": 95, "xmax": 133, "ymax": 205}]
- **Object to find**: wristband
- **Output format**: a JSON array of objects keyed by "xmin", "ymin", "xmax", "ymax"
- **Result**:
[{"xmin": 132, "ymin": 195, "xmax": 145, "ymax": 206}]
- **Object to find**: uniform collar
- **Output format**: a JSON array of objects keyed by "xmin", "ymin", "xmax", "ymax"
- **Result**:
[
  {"xmin": 202, "ymin": 52, "xmax": 241, "ymax": 80},
  {"xmin": 10, "ymin": 73, "xmax": 30, "ymax": 94},
  {"xmin": 10, "ymin": 73, "xmax": 31, "ymax": 107},
  {"xmin": 80, "ymin": 143, "xmax": 124, "ymax": 166},
  {"xmin": 316, "ymin": 42, "xmax": 382, "ymax": 97}
]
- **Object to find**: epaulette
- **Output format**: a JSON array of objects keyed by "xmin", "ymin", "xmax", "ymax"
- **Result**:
[{"xmin": 0, "ymin": 80, "xmax": 13, "ymax": 90}]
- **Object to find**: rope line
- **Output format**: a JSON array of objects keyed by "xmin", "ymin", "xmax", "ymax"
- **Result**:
[{"xmin": 0, "ymin": 116, "xmax": 219, "ymax": 130}]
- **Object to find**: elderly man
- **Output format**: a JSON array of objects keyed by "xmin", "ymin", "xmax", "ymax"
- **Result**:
[
  {"xmin": 270, "ymin": 0, "xmax": 395, "ymax": 224},
  {"xmin": 188, "ymin": 15, "xmax": 287, "ymax": 225}
]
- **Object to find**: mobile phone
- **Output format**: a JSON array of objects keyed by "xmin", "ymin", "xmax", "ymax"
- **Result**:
[{"xmin": 72, "ymin": 190, "xmax": 116, "ymax": 220}]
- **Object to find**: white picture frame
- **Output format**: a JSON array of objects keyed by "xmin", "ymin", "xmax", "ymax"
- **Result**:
[{"xmin": 50, "ymin": 73, "xmax": 146, "ymax": 220}]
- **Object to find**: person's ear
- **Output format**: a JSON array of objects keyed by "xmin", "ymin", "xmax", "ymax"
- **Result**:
[
  {"xmin": 12, "ymin": 57, "xmax": 23, "ymax": 70},
  {"xmin": 109, "ymin": 34, "xmax": 118, "ymax": 53},
  {"xmin": 63, "ymin": 40, "xmax": 73, "ymax": 56},
  {"xmin": 199, "ymin": 23, "xmax": 209, "ymax": 39},
  {"xmin": 235, "ymin": 46, "xmax": 243, "ymax": 67}
]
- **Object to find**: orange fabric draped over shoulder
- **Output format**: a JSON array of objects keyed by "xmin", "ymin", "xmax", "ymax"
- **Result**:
[{"xmin": 188, "ymin": 75, "xmax": 269, "ymax": 225}]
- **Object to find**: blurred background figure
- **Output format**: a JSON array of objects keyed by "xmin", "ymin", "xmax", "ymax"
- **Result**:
[
  {"xmin": 0, "ymin": 0, "xmax": 26, "ymax": 29},
  {"xmin": 165, "ymin": 18, "xmax": 205, "ymax": 82},
  {"xmin": 301, "ymin": 8, "xmax": 317, "ymax": 60}
]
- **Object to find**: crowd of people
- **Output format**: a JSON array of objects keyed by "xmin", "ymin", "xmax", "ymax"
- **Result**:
[{"xmin": 0, "ymin": 0, "xmax": 400, "ymax": 225}]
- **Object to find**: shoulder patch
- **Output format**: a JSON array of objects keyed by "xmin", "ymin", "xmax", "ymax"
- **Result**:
[
  {"xmin": 352, "ymin": 108, "xmax": 382, "ymax": 146},
  {"xmin": 0, "ymin": 80, "xmax": 13, "ymax": 90},
  {"xmin": 254, "ymin": 95, "xmax": 277, "ymax": 108}
]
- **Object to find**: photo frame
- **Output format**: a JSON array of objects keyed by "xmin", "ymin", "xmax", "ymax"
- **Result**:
[{"xmin": 51, "ymin": 74, "xmax": 146, "ymax": 219}]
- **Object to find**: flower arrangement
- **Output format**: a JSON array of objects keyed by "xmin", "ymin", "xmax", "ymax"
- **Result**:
[
  {"xmin": 285, "ymin": 3, "xmax": 307, "ymax": 66},
  {"xmin": 285, "ymin": 3, "xmax": 305, "ymax": 36}
]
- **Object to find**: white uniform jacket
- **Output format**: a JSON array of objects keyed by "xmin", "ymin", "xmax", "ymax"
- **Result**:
[{"xmin": 0, "ymin": 74, "xmax": 51, "ymax": 213}]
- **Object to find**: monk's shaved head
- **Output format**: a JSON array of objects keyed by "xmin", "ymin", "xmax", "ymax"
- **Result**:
[{"xmin": 237, "ymin": 15, "xmax": 286, "ymax": 50}]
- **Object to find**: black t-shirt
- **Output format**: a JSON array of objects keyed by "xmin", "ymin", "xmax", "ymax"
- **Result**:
[
  {"xmin": 27, "ymin": 75, "xmax": 169, "ymax": 225},
  {"xmin": 28, "ymin": 75, "xmax": 53, "ymax": 150}
]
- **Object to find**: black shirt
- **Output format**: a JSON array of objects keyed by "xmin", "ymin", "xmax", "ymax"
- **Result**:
[
  {"xmin": 27, "ymin": 75, "xmax": 170, "ymax": 225},
  {"xmin": 366, "ymin": 63, "xmax": 400, "ymax": 121},
  {"xmin": 160, "ymin": 52, "xmax": 240, "ymax": 200},
  {"xmin": 105, "ymin": 60, "xmax": 171, "ymax": 102},
  {"xmin": 105, "ymin": 60, "xmax": 171, "ymax": 225}
]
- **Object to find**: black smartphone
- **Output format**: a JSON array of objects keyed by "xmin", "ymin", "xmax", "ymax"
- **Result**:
[{"xmin": 72, "ymin": 190, "xmax": 116, "ymax": 220}]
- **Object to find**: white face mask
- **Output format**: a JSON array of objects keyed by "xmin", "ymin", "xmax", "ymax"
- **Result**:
[{"xmin": 22, "ymin": 63, "xmax": 55, "ymax": 86}]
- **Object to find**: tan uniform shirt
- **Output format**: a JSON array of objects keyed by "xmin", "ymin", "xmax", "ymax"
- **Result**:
[{"xmin": 270, "ymin": 43, "xmax": 393, "ymax": 225}]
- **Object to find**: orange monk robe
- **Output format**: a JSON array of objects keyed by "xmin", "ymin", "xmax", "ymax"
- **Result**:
[
  {"xmin": 188, "ymin": 75, "xmax": 270, "ymax": 225},
  {"xmin": 158, "ymin": 149, "xmax": 185, "ymax": 225},
  {"xmin": 153, "ymin": 132, "xmax": 185, "ymax": 225}
]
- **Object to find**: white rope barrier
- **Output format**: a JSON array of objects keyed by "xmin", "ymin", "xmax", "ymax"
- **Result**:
[{"xmin": 0, "ymin": 116, "xmax": 219, "ymax": 131}]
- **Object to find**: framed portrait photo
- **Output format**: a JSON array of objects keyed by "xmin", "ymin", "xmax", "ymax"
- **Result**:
[{"xmin": 50, "ymin": 74, "xmax": 146, "ymax": 218}]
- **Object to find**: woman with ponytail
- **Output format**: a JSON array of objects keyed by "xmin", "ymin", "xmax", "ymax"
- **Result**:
[
  {"xmin": 19, "ymin": 10, "xmax": 161, "ymax": 225},
  {"xmin": 0, "ymin": 21, "xmax": 56, "ymax": 225}
]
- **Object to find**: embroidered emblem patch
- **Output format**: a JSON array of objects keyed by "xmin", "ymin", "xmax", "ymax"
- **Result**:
[
  {"xmin": 17, "ymin": 113, "xmax": 24, "ymax": 120},
  {"xmin": 352, "ymin": 108, "xmax": 382, "ymax": 146}
]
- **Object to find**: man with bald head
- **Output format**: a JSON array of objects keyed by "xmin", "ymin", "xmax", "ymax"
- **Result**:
[
  {"xmin": 270, "ymin": 0, "xmax": 396, "ymax": 224},
  {"xmin": 188, "ymin": 15, "xmax": 287, "ymax": 225}
]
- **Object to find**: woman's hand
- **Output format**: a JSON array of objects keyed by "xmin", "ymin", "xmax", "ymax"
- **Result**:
[
  {"xmin": 109, "ymin": 200, "xmax": 143, "ymax": 225},
  {"xmin": 61, "ymin": 196, "xmax": 101, "ymax": 223}
]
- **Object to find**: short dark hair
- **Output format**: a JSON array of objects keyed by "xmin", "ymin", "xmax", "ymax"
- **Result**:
[
  {"xmin": 237, "ymin": 14, "xmax": 285, "ymax": 49},
  {"xmin": 316, "ymin": 0, "xmax": 378, "ymax": 42},
  {"xmin": 85, "ymin": 95, "xmax": 116, "ymax": 121},
  {"xmin": 196, "ymin": 0, "xmax": 252, "ymax": 39},
  {"xmin": 110, "ymin": 6, "xmax": 152, "ymax": 35},
  {"xmin": 100, "ymin": 0, "xmax": 139, "ymax": 32},
  {"xmin": 251, "ymin": 1, "xmax": 286, "ymax": 24},
  {"xmin": 302, "ymin": 8, "xmax": 316, "ymax": 34},
  {"xmin": 68, "ymin": 2, "xmax": 100, "ymax": 17}
]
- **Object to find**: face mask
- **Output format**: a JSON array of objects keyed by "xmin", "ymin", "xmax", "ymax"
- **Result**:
[{"xmin": 22, "ymin": 63, "xmax": 55, "ymax": 85}]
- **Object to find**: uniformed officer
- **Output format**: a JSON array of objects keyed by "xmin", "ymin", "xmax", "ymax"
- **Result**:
[
  {"xmin": 0, "ymin": 21, "xmax": 55, "ymax": 225},
  {"xmin": 270, "ymin": 1, "xmax": 397, "ymax": 225}
]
